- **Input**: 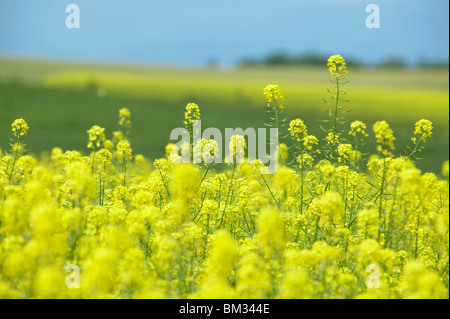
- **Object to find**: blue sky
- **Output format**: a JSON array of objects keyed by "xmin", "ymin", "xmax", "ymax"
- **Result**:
[{"xmin": 0, "ymin": 0, "xmax": 448, "ymax": 66}]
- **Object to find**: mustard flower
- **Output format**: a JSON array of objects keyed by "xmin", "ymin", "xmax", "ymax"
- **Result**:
[
  {"xmin": 442, "ymin": 160, "xmax": 449, "ymax": 177},
  {"xmin": 119, "ymin": 107, "xmax": 131, "ymax": 128},
  {"xmin": 327, "ymin": 54, "xmax": 348, "ymax": 78},
  {"xmin": 87, "ymin": 125, "xmax": 106, "ymax": 149},
  {"xmin": 412, "ymin": 119, "xmax": 433, "ymax": 143},
  {"xmin": 349, "ymin": 120, "xmax": 368, "ymax": 137},
  {"xmin": 288, "ymin": 119, "xmax": 307, "ymax": 141},
  {"xmin": 263, "ymin": 84, "xmax": 284, "ymax": 104},
  {"xmin": 184, "ymin": 103, "xmax": 201, "ymax": 126},
  {"xmin": 373, "ymin": 120, "xmax": 395, "ymax": 156},
  {"xmin": 117, "ymin": 140, "xmax": 132, "ymax": 160},
  {"xmin": 337, "ymin": 143, "xmax": 353, "ymax": 162},
  {"xmin": 325, "ymin": 132, "xmax": 339, "ymax": 145},
  {"xmin": 11, "ymin": 118, "xmax": 29, "ymax": 137}
]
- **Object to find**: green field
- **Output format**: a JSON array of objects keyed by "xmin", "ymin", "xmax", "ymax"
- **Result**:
[{"xmin": 1, "ymin": 57, "xmax": 448, "ymax": 174}]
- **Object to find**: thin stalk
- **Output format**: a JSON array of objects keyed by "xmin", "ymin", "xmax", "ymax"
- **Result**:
[
  {"xmin": 122, "ymin": 156, "xmax": 127, "ymax": 186},
  {"xmin": 7, "ymin": 135, "xmax": 20, "ymax": 185},
  {"xmin": 260, "ymin": 172, "xmax": 281, "ymax": 209},
  {"xmin": 91, "ymin": 149, "xmax": 96, "ymax": 175},
  {"xmin": 219, "ymin": 162, "xmax": 236, "ymax": 228},
  {"xmin": 273, "ymin": 103, "xmax": 281, "ymax": 160},
  {"xmin": 331, "ymin": 77, "xmax": 340, "ymax": 161},
  {"xmin": 377, "ymin": 157, "xmax": 387, "ymax": 241},
  {"xmin": 406, "ymin": 138, "xmax": 421, "ymax": 161}
]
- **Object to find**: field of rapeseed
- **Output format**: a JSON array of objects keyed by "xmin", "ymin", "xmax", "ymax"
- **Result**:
[{"xmin": 0, "ymin": 55, "xmax": 448, "ymax": 299}]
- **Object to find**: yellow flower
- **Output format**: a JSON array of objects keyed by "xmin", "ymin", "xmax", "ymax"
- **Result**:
[
  {"xmin": 325, "ymin": 132, "xmax": 339, "ymax": 145},
  {"xmin": 442, "ymin": 160, "xmax": 449, "ymax": 177},
  {"xmin": 327, "ymin": 54, "xmax": 348, "ymax": 78},
  {"xmin": 288, "ymin": 119, "xmax": 307, "ymax": 141},
  {"xmin": 349, "ymin": 120, "xmax": 368, "ymax": 137},
  {"xmin": 303, "ymin": 135, "xmax": 318, "ymax": 150},
  {"xmin": 401, "ymin": 261, "xmax": 448, "ymax": 299},
  {"xmin": 373, "ymin": 120, "xmax": 395, "ymax": 156},
  {"xmin": 87, "ymin": 125, "xmax": 106, "ymax": 149},
  {"xmin": 263, "ymin": 84, "xmax": 284, "ymax": 103},
  {"xmin": 297, "ymin": 153, "xmax": 314, "ymax": 169},
  {"xmin": 119, "ymin": 107, "xmax": 131, "ymax": 128},
  {"xmin": 413, "ymin": 119, "xmax": 433, "ymax": 142},
  {"xmin": 11, "ymin": 118, "xmax": 29, "ymax": 137},
  {"xmin": 357, "ymin": 209, "xmax": 378, "ymax": 238},
  {"xmin": 97, "ymin": 148, "xmax": 112, "ymax": 164},
  {"xmin": 208, "ymin": 230, "xmax": 238, "ymax": 277},
  {"xmin": 317, "ymin": 160, "xmax": 336, "ymax": 182},
  {"xmin": 257, "ymin": 207, "xmax": 285, "ymax": 250},
  {"xmin": 184, "ymin": 103, "xmax": 201, "ymax": 126},
  {"xmin": 193, "ymin": 139, "xmax": 219, "ymax": 164},
  {"xmin": 279, "ymin": 143, "xmax": 288, "ymax": 163},
  {"xmin": 277, "ymin": 268, "xmax": 311, "ymax": 299},
  {"xmin": 228, "ymin": 134, "xmax": 247, "ymax": 159},
  {"xmin": 113, "ymin": 131, "xmax": 124, "ymax": 143},
  {"xmin": 117, "ymin": 140, "xmax": 132, "ymax": 160},
  {"xmin": 103, "ymin": 139, "xmax": 114, "ymax": 151},
  {"xmin": 337, "ymin": 143, "xmax": 353, "ymax": 162},
  {"xmin": 165, "ymin": 143, "xmax": 176, "ymax": 158}
]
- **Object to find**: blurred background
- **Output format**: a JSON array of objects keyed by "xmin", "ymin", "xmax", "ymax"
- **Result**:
[{"xmin": 0, "ymin": 0, "xmax": 448, "ymax": 173}]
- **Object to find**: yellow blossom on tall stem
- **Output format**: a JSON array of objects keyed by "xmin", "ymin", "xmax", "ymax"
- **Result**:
[
  {"xmin": 327, "ymin": 54, "xmax": 348, "ymax": 78},
  {"xmin": 412, "ymin": 119, "xmax": 433, "ymax": 142},
  {"xmin": 87, "ymin": 125, "xmax": 106, "ymax": 150},
  {"xmin": 7, "ymin": 118, "xmax": 29, "ymax": 185},
  {"xmin": 87, "ymin": 125, "xmax": 106, "ymax": 175},
  {"xmin": 11, "ymin": 118, "xmax": 29, "ymax": 137},
  {"xmin": 184, "ymin": 103, "xmax": 201, "ymax": 126},
  {"xmin": 117, "ymin": 140, "xmax": 132, "ymax": 186},
  {"xmin": 118, "ymin": 107, "xmax": 132, "ymax": 138},
  {"xmin": 406, "ymin": 119, "xmax": 433, "ymax": 161},
  {"xmin": 373, "ymin": 120, "xmax": 395, "ymax": 157},
  {"xmin": 119, "ymin": 107, "xmax": 131, "ymax": 128},
  {"xmin": 264, "ymin": 84, "xmax": 286, "ymax": 163},
  {"xmin": 288, "ymin": 119, "xmax": 307, "ymax": 142},
  {"xmin": 325, "ymin": 54, "xmax": 349, "ymax": 162},
  {"xmin": 263, "ymin": 84, "xmax": 284, "ymax": 104}
]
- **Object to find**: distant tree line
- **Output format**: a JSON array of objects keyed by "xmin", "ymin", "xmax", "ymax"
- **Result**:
[{"xmin": 238, "ymin": 51, "xmax": 449, "ymax": 69}]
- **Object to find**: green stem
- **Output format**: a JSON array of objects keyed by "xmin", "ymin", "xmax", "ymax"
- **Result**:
[
  {"xmin": 195, "ymin": 165, "xmax": 209, "ymax": 194},
  {"xmin": 219, "ymin": 162, "xmax": 236, "ymax": 228},
  {"xmin": 7, "ymin": 135, "xmax": 20, "ymax": 185},
  {"xmin": 260, "ymin": 172, "xmax": 281, "ymax": 209},
  {"xmin": 273, "ymin": 103, "xmax": 281, "ymax": 161},
  {"xmin": 406, "ymin": 138, "xmax": 421, "ymax": 161},
  {"xmin": 331, "ymin": 77, "xmax": 340, "ymax": 161},
  {"xmin": 122, "ymin": 156, "xmax": 127, "ymax": 186},
  {"xmin": 377, "ymin": 157, "xmax": 387, "ymax": 241},
  {"xmin": 300, "ymin": 155, "xmax": 304, "ymax": 214},
  {"xmin": 414, "ymin": 214, "xmax": 421, "ymax": 258},
  {"xmin": 91, "ymin": 149, "xmax": 96, "ymax": 175},
  {"xmin": 159, "ymin": 169, "xmax": 171, "ymax": 201}
]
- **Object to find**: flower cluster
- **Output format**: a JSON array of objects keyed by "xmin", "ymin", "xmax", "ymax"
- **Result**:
[
  {"xmin": 327, "ymin": 54, "xmax": 348, "ymax": 78},
  {"xmin": 184, "ymin": 103, "xmax": 201, "ymax": 126},
  {"xmin": 87, "ymin": 125, "xmax": 106, "ymax": 149},
  {"xmin": 263, "ymin": 84, "xmax": 284, "ymax": 104},
  {"xmin": 11, "ymin": 118, "xmax": 29, "ymax": 138},
  {"xmin": 119, "ymin": 107, "xmax": 131, "ymax": 128},
  {"xmin": 412, "ymin": 119, "xmax": 433, "ymax": 143},
  {"xmin": 373, "ymin": 120, "xmax": 395, "ymax": 156},
  {"xmin": 116, "ymin": 140, "xmax": 132, "ymax": 160},
  {"xmin": 349, "ymin": 120, "xmax": 369, "ymax": 137}
]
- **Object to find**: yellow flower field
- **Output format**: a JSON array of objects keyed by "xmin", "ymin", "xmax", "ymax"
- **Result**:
[{"xmin": 0, "ymin": 56, "xmax": 448, "ymax": 299}]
